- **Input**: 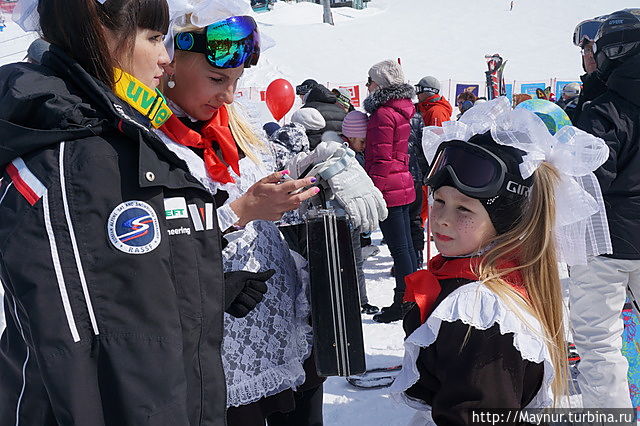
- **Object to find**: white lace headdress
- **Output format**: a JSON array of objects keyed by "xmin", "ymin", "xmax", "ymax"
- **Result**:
[{"xmin": 422, "ymin": 96, "xmax": 612, "ymax": 266}]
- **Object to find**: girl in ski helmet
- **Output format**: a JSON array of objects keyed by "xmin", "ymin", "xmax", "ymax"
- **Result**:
[
  {"xmin": 158, "ymin": 1, "xmax": 386, "ymax": 424},
  {"xmin": 390, "ymin": 97, "xmax": 609, "ymax": 424}
]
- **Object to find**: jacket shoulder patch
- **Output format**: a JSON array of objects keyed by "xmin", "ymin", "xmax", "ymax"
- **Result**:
[{"xmin": 107, "ymin": 200, "xmax": 161, "ymax": 254}]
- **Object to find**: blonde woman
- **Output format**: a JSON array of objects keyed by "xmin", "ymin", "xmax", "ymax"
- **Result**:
[
  {"xmin": 389, "ymin": 97, "xmax": 609, "ymax": 425},
  {"xmin": 156, "ymin": 1, "xmax": 385, "ymax": 424}
]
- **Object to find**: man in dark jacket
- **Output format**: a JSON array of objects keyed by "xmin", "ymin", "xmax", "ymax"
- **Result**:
[
  {"xmin": 570, "ymin": 15, "xmax": 609, "ymax": 124},
  {"xmin": 569, "ymin": 9, "xmax": 640, "ymax": 409},
  {"xmin": 406, "ymin": 76, "xmax": 452, "ymax": 268},
  {"xmin": 301, "ymin": 84, "xmax": 347, "ymax": 149},
  {"xmin": 572, "ymin": 40, "xmax": 608, "ymax": 125}
]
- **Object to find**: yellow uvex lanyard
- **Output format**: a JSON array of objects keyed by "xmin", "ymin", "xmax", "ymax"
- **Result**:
[{"xmin": 113, "ymin": 69, "xmax": 172, "ymax": 128}]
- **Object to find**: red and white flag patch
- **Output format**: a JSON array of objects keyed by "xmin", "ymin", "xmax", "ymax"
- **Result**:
[{"xmin": 5, "ymin": 158, "xmax": 47, "ymax": 206}]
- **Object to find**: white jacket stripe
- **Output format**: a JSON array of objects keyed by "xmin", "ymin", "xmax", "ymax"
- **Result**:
[
  {"xmin": 59, "ymin": 142, "xmax": 99, "ymax": 336},
  {"xmin": 0, "ymin": 181, "xmax": 13, "ymax": 206},
  {"xmin": 10, "ymin": 294, "xmax": 30, "ymax": 426},
  {"xmin": 43, "ymin": 191, "xmax": 81, "ymax": 342}
]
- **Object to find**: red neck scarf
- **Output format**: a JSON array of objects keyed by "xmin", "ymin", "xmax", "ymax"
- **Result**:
[
  {"xmin": 159, "ymin": 105, "xmax": 240, "ymax": 184},
  {"xmin": 404, "ymin": 254, "xmax": 528, "ymax": 323}
]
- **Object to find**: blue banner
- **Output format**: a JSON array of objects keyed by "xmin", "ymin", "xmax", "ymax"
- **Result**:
[
  {"xmin": 505, "ymin": 83, "xmax": 513, "ymax": 104},
  {"xmin": 520, "ymin": 82, "xmax": 546, "ymax": 96}
]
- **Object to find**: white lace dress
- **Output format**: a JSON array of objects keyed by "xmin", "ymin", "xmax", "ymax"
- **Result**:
[{"xmin": 154, "ymin": 127, "xmax": 313, "ymax": 408}]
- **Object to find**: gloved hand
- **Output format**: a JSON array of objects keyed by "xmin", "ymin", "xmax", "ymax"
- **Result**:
[
  {"xmin": 223, "ymin": 269, "xmax": 275, "ymax": 318},
  {"xmin": 285, "ymin": 141, "xmax": 388, "ymax": 232},
  {"xmin": 285, "ymin": 141, "xmax": 343, "ymax": 179},
  {"xmin": 316, "ymin": 146, "xmax": 388, "ymax": 233}
]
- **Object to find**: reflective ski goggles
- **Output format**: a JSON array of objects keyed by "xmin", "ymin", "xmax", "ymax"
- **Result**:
[
  {"xmin": 174, "ymin": 16, "xmax": 260, "ymax": 69},
  {"xmin": 426, "ymin": 140, "xmax": 528, "ymax": 199},
  {"xmin": 573, "ymin": 19, "xmax": 603, "ymax": 47}
]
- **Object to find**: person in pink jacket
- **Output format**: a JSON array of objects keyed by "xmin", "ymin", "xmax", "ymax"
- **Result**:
[{"xmin": 364, "ymin": 59, "xmax": 418, "ymax": 323}]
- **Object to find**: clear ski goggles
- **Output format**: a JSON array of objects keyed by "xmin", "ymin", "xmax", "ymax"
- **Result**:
[
  {"xmin": 573, "ymin": 19, "xmax": 603, "ymax": 47},
  {"xmin": 426, "ymin": 140, "xmax": 526, "ymax": 199},
  {"xmin": 174, "ymin": 16, "xmax": 260, "ymax": 69}
]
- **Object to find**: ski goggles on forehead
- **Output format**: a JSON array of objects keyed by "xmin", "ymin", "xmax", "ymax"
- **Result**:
[
  {"xmin": 415, "ymin": 85, "xmax": 438, "ymax": 95},
  {"xmin": 174, "ymin": 16, "xmax": 260, "ymax": 69},
  {"xmin": 426, "ymin": 140, "xmax": 528, "ymax": 199},
  {"xmin": 573, "ymin": 19, "xmax": 603, "ymax": 47}
]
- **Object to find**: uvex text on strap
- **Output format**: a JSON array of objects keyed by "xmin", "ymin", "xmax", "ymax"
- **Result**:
[{"xmin": 113, "ymin": 69, "xmax": 173, "ymax": 128}]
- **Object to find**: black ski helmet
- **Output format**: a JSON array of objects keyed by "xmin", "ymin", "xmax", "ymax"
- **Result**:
[{"xmin": 593, "ymin": 9, "xmax": 640, "ymax": 75}]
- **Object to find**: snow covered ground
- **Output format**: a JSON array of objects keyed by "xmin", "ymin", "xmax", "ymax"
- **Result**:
[{"xmin": 246, "ymin": 0, "xmax": 637, "ymax": 87}]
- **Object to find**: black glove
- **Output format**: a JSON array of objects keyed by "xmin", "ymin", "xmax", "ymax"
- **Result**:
[{"xmin": 223, "ymin": 269, "xmax": 274, "ymax": 318}]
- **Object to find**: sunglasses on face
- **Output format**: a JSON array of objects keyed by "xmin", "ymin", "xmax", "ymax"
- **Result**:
[{"xmin": 174, "ymin": 16, "xmax": 260, "ymax": 69}]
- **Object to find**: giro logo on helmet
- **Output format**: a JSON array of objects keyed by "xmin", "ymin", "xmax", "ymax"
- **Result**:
[{"xmin": 506, "ymin": 181, "xmax": 530, "ymax": 196}]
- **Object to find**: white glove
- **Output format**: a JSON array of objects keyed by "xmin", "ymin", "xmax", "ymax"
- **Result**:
[
  {"xmin": 285, "ymin": 141, "xmax": 343, "ymax": 179},
  {"xmin": 315, "ymin": 146, "xmax": 388, "ymax": 233}
]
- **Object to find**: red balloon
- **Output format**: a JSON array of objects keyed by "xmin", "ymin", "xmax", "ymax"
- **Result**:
[{"xmin": 265, "ymin": 79, "xmax": 295, "ymax": 121}]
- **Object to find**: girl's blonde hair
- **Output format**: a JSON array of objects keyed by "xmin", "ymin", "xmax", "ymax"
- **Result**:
[
  {"xmin": 226, "ymin": 104, "xmax": 265, "ymax": 164},
  {"xmin": 477, "ymin": 162, "xmax": 568, "ymax": 404},
  {"xmin": 172, "ymin": 17, "xmax": 265, "ymax": 164}
]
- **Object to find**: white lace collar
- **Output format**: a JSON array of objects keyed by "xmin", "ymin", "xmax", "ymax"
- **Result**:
[{"xmin": 390, "ymin": 281, "xmax": 555, "ymax": 411}]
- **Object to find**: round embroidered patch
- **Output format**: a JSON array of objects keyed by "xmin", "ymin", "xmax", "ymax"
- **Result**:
[{"xmin": 107, "ymin": 200, "xmax": 161, "ymax": 255}]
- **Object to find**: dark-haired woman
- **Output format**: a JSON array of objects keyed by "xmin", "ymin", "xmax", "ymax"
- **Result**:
[{"xmin": 0, "ymin": 0, "xmax": 314, "ymax": 424}]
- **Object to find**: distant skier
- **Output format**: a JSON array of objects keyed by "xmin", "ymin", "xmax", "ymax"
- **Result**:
[
  {"xmin": 510, "ymin": 1, "xmax": 514, "ymax": 11},
  {"xmin": 555, "ymin": 82, "xmax": 581, "ymax": 124}
]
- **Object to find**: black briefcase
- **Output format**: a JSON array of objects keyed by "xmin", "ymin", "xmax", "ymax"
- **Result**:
[{"xmin": 306, "ymin": 209, "xmax": 366, "ymax": 377}]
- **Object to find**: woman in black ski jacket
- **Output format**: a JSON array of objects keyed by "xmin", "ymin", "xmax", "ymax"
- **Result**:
[{"xmin": 0, "ymin": 0, "xmax": 312, "ymax": 424}]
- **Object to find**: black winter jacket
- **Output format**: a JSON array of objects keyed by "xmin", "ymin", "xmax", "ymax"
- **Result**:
[
  {"xmin": 577, "ymin": 54, "xmax": 640, "ymax": 259},
  {"xmin": 0, "ymin": 46, "xmax": 227, "ymax": 425},
  {"xmin": 407, "ymin": 111, "xmax": 429, "ymax": 184},
  {"xmin": 301, "ymin": 85, "xmax": 347, "ymax": 149},
  {"xmin": 571, "ymin": 71, "xmax": 608, "ymax": 126}
]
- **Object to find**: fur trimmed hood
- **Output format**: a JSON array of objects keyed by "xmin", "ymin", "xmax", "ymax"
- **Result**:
[{"xmin": 363, "ymin": 83, "xmax": 415, "ymax": 114}]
